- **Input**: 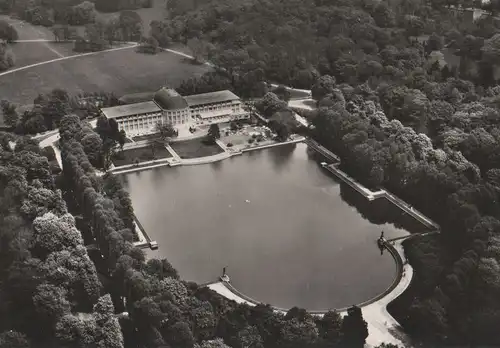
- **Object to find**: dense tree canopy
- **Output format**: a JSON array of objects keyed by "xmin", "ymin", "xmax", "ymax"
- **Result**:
[
  {"xmin": 2, "ymin": 0, "xmax": 500, "ymax": 346},
  {"xmin": 0, "ymin": 131, "xmax": 123, "ymax": 348}
]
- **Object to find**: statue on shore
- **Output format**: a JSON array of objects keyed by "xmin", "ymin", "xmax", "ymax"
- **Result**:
[
  {"xmin": 221, "ymin": 266, "xmax": 230, "ymax": 282},
  {"xmin": 377, "ymin": 231, "xmax": 386, "ymax": 255}
]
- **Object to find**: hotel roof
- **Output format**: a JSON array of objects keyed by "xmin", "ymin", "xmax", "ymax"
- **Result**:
[
  {"xmin": 100, "ymin": 101, "xmax": 161, "ymax": 119},
  {"xmin": 119, "ymin": 91, "xmax": 155, "ymax": 104},
  {"xmin": 153, "ymin": 87, "xmax": 188, "ymax": 110},
  {"xmin": 184, "ymin": 90, "xmax": 239, "ymax": 107}
]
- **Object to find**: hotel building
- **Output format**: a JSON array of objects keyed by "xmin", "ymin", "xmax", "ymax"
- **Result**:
[{"xmin": 99, "ymin": 88, "xmax": 249, "ymax": 136}]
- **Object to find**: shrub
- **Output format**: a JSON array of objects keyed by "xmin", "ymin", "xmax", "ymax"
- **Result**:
[{"xmin": 42, "ymin": 146, "xmax": 56, "ymax": 162}]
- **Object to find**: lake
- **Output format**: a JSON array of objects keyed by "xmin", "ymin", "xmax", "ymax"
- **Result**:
[{"xmin": 120, "ymin": 143, "xmax": 420, "ymax": 311}]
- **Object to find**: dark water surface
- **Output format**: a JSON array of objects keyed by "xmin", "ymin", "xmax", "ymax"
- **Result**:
[{"xmin": 121, "ymin": 143, "xmax": 415, "ymax": 310}]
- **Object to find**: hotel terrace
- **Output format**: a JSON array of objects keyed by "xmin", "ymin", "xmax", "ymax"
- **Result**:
[{"xmin": 100, "ymin": 88, "xmax": 250, "ymax": 136}]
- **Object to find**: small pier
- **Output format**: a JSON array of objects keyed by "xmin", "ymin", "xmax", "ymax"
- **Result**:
[
  {"xmin": 321, "ymin": 162, "xmax": 379, "ymax": 200},
  {"xmin": 133, "ymin": 215, "xmax": 158, "ymax": 250},
  {"xmin": 306, "ymin": 138, "xmax": 340, "ymax": 163}
]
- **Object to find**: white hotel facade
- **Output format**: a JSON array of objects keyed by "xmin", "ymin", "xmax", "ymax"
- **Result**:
[{"xmin": 99, "ymin": 88, "xmax": 250, "ymax": 136}]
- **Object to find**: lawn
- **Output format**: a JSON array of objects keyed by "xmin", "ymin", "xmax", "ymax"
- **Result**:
[
  {"xmin": 0, "ymin": 16, "xmax": 84, "ymax": 68},
  {"xmin": 170, "ymin": 138, "xmax": 224, "ymax": 159},
  {"xmin": 0, "ymin": 46, "xmax": 211, "ymax": 107},
  {"xmin": 0, "ymin": 15, "xmax": 54, "ymax": 40},
  {"xmin": 112, "ymin": 143, "xmax": 172, "ymax": 167},
  {"xmin": 10, "ymin": 42, "xmax": 78, "ymax": 68}
]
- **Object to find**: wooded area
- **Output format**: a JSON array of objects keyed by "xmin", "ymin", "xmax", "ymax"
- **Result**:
[
  {"xmin": 158, "ymin": 0, "xmax": 500, "ymax": 345},
  {"xmin": 0, "ymin": 0, "xmax": 500, "ymax": 346}
]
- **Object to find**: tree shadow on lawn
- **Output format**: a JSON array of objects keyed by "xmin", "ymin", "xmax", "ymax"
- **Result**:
[
  {"xmin": 170, "ymin": 138, "xmax": 223, "ymax": 159},
  {"xmin": 113, "ymin": 144, "xmax": 172, "ymax": 166}
]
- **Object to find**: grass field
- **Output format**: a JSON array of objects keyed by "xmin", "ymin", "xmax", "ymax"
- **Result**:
[
  {"xmin": 170, "ymin": 138, "xmax": 224, "ymax": 159},
  {"xmin": 113, "ymin": 143, "xmax": 172, "ymax": 167},
  {"xmin": 0, "ymin": 15, "xmax": 81, "ymax": 68},
  {"xmin": 0, "ymin": 46, "xmax": 210, "ymax": 106},
  {"xmin": 9, "ymin": 42, "xmax": 78, "ymax": 67},
  {"xmin": 0, "ymin": 15, "xmax": 54, "ymax": 40}
]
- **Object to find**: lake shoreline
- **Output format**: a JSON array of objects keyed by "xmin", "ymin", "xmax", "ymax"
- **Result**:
[{"xmin": 110, "ymin": 136, "xmax": 306, "ymax": 175}]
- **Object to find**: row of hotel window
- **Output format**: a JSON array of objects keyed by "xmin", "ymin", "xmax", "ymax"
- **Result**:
[
  {"xmin": 190, "ymin": 102, "xmax": 240, "ymax": 113},
  {"xmin": 118, "ymin": 113, "xmax": 249, "ymax": 132},
  {"xmin": 119, "ymin": 115, "xmax": 188, "ymax": 131}
]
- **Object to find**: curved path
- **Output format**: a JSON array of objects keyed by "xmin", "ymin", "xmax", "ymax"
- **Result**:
[
  {"xmin": 15, "ymin": 33, "xmax": 414, "ymax": 348},
  {"xmin": 209, "ymin": 239, "xmax": 413, "ymax": 348},
  {"xmin": 0, "ymin": 41, "xmax": 138, "ymax": 78}
]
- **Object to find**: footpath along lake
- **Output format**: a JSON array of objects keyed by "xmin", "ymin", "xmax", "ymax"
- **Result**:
[{"xmin": 121, "ymin": 143, "xmax": 426, "ymax": 310}]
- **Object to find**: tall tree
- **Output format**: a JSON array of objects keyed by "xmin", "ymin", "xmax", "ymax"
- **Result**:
[
  {"xmin": 165, "ymin": 321, "xmax": 195, "ymax": 348},
  {"xmin": 0, "ymin": 20, "xmax": 18, "ymax": 42},
  {"xmin": 119, "ymin": 10, "xmax": 142, "ymax": 41},
  {"xmin": 340, "ymin": 306, "xmax": 368, "ymax": 348},
  {"xmin": 156, "ymin": 122, "xmax": 177, "ymax": 142},
  {"xmin": 311, "ymin": 75, "xmax": 336, "ymax": 102},
  {"xmin": 1, "ymin": 99, "xmax": 18, "ymax": 127},
  {"xmin": 207, "ymin": 124, "xmax": 220, "ymax": 143}
]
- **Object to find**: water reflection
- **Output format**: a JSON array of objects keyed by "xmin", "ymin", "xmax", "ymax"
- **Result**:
[
  {"xmin": 152, "ymin": 165, "xmax": 165, "ymax": 180},
  {"xmin": 210, "ymin": 159, "xmax": 222, "ymax": 171},
  {"xmin": 339, "ymin": 183, "xmax": 429, "ymax": 234},
  {"xmin": 120, "ymin": 173, "xmax": 129, "ymax": 187},
  {"xmin": 267, "ymin": 144, "xmax": 296, "ymax": 172}
]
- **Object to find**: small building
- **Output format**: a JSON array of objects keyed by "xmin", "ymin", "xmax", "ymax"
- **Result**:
[{"xmin": 99, "ymin": 87, "xmax": 250, "ymax": 136}]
